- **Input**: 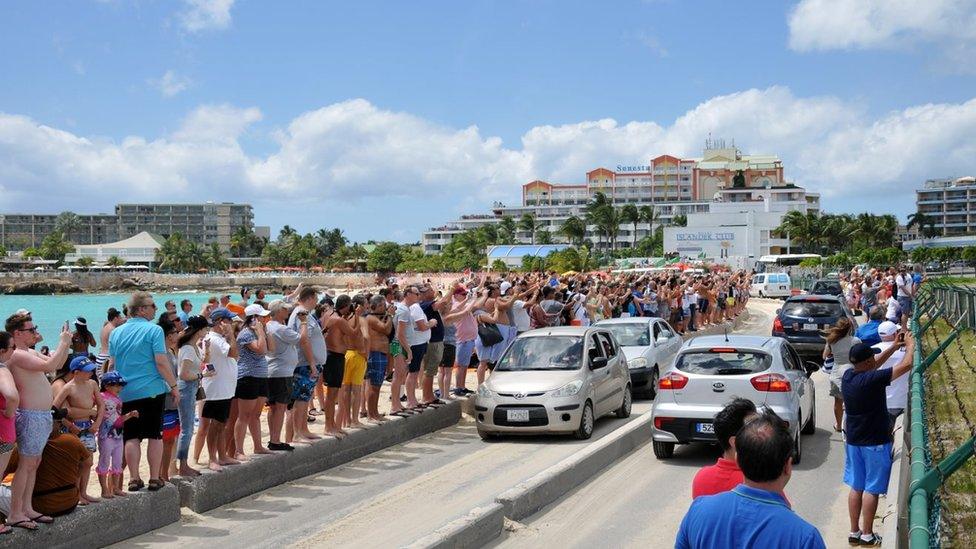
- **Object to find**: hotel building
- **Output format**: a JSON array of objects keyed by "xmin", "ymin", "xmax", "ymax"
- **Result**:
[
  {"xmin": 422, "ymin": 141, "xmax": 818, "ymax": 260},
  {"xmin": 0, "ymin": 202, "xmax": 260, "ymax": 253},
  {"xmin": 915, "ymin": 177, "xmax": 976, "ymax": 236}
]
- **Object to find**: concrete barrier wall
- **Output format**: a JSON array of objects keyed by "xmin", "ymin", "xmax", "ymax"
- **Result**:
[
  {"xmin": 0, "ymin": 483, "xmax": 180, "ymax": 549},
  {"xmin": 404, "ymin": 503, "xmax": 506, "ymax": 549},
  {"xmin": 177, "ymin": 400, "xmax": 462, "ymax": 513}
]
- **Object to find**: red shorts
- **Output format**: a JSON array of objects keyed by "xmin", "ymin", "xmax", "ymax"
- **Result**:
[{"xmin": 161, "ymin": 410, "xmax": 180, "ymax": 442}]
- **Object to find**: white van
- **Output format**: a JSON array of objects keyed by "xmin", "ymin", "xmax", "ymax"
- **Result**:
[{"xmin": 751, "ymin": 272, "xmax": 791, "ymax": 298}]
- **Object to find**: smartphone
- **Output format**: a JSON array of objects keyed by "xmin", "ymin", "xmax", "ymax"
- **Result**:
[
  {"xmin": 205, "ymin": 363, "xmax": 215, "ymax": 373},
  {"xmin": 64, "ymin": 320, "xmax": 70, "ymax": 331},
  {"xmin": 896, "ymin": 332, "xmax": 906, "ymax": 343}
]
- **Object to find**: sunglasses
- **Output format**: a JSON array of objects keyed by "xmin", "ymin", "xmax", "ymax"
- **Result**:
[{"xmin": 17, "ymin": 327, "xmax": 38, "ymax": 334}]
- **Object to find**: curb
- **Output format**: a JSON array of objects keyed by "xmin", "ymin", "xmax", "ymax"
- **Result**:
[
  {"xmin": 495, "ymin": 410, "xmax": 654, "ymax": 520},
  {"xmin": 402, "ymin": 503, "xmax": 506, "ymax": 549},
  {"xmin": 408, "ymin": 410, "xmax": 654, "ymax": 548},
  {"xmin": 0, "ymin": 483, "xmax": 180, "ymax": 549},
  {"xmin": 175, "ymin": 399, "xmax": 462, "ymax": 513},
  {"xmin": 882, "ymin": 412, "xmax": 910, "ymax": 548}
]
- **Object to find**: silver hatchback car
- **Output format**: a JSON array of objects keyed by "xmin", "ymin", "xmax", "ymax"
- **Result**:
[
  {"xmin": 650, "ymin": 335, "xmax": 818, "ymax": 462},
  {"xmin": 475, "ymin": 326, "xmax": 632, "ymax": 440}
]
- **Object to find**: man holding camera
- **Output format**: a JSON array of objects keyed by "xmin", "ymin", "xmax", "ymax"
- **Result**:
[{"xmin": 842, "ymin": 332, "xmax": 913, "ymax": 546}]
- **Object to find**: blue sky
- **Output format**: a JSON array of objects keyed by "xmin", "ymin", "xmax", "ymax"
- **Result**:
[{"xmin": 2, "ymin": 0, "xmax": 975, "ymax": 242}]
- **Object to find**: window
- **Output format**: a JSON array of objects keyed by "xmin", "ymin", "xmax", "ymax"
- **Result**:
[
  {"xmin": 589, "ymin": 334, "xmax": 606, "ymax": 359},
  {"xmin": 597, "ymin": 333, "xmax": 617, "ymax": 357},
  {"xmin": 656, "ymin": 322, "xmax": 674, "ymax": 340}
]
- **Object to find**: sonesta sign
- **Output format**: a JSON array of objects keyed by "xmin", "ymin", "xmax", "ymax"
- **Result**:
[{"xmin": 616, "ymin": 165, "xmax": 650, "ymax": 173}]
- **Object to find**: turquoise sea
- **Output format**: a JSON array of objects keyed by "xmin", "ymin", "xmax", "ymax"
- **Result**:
[{"xmin": 0, "ymin": 292, "xmax": 283, "ymax": 346}]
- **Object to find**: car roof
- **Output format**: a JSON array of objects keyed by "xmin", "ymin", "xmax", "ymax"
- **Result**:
[
  {"xmin": 786, "ymin": 293, "xmax": 841, "ymax": 302},
  {"xmin": 813, "ymin": 279, "xmax": 841, "ymax": 283},
  {"xmin": 681, "ymin": 334, "xmax": 781, "ymax": 353},
  {"xmin": 595, "ymin": 317, "xmax": 655, "ymax": 326},
  {"xmin": 519, "ymin": 326, "xmax": 594, "ymax": 337}
]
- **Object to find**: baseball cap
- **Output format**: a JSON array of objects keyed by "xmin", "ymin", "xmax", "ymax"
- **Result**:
[
  {"xmin": 878, "ymin": 321, "xmax": 899, "ymax": 338},
  {"xmin": 244, "ymin": 304, "xmax": 270, "ymax": 317},
  {"xmin": 500, "ymin": 281, "xmax": 512, "ymax": 296},
  {"xmin": 209, "ymin": 308, "xmax": 238, "ymax": 322},
  {"xmin": 69, "ymin": 356, "xmax": 96, "ymax": 373},
  {"xmin": 15, "ymin": 308, "xmax": 30, "ymax": 316},
  {"xmin": 849, "ymin": 342, "xmax": 882, "ymax": 364},
  {"xmin": 186, "ymin": 315, "xmax": 210, "ymax": 331},
  {"xmin": 101, "ymin": 371, "xmax": 127, "ymax": 386}
]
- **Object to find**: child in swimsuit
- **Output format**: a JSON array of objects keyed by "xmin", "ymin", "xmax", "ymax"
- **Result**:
[
  {"xmin": 53, "ymin": 356, "xmax": 105, "ymax": 505},
  {"xmin": 97, "ymin": 371, "xmax": 136, "ymax": 498}
]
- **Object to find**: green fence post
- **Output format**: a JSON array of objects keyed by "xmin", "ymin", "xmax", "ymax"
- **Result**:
[
  {"xmin": 908, "ymin": 318, "xmax": 929, "ymax": 548},
  {"xmin": 911, "ymin": 435, "xmax": 976, "ymax": 497}
]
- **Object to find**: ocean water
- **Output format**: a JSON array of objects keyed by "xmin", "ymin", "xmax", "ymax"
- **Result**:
[{"xmin": 0, "ymin": 291, "xmax": 283, "ymax": 347}]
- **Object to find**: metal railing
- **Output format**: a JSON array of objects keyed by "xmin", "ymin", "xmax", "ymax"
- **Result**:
[{"xmin": 906, "ymin": 281, "xmax": 976, "ymax": 548}]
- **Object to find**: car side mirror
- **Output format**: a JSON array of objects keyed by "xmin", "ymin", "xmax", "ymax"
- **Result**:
[
  {"xmin": 590, "ymin": 356, "xmax": 608, "ymax": 370},
  {"xmin": 804, "ymin": 361, "xmax": 820, "ymax": 377}
]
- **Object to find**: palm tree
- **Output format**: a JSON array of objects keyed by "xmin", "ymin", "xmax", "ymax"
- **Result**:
[
  {"xmin": 498, "ymin": 216, "xmax": 517, "ymax": 244},
  {"xmin": 537, "ymin": 229, "xmax": 553, "ymax": 244},
  {"xmin": 671, "ymin": 214, "xmax": 687, "ymax": 227},
  {"xmin": 907, "ymin": 211, "xmax": 940, "ymax": 241},
  {"xmin": 776, "ymin": 210, "xmax": 826, "ymax": 253},
  {"xmin": 54, "ymin": 211, "xmax": 82, "ymax": 243},
  {"xmin": 559, "ymin": 216, "xmax": 586, "ymax": 246},
  {"xmin": 106, "ymin": 255, "xmax": 125, "ymax": 269},
  {"xmin": 277, "ymin": 225, "xmax": 298, "ymax": 244},
  {"xmin": 76, "ymin": 256, "xmax": 94, "ymax": 268},
  {"xmin": 518, "ymin": 214, "xmax": 538, "ymax": 245},
  {"xmin": 620, "ymin": 204, "xmax": 640, "ymax": 249},
  {"xmin": 593, "ymin": 206, "xmax": 623, "ymax": 251},
  {"xmin": 207, "ymin": 243, "xmax": 229, "ymax": 271}
]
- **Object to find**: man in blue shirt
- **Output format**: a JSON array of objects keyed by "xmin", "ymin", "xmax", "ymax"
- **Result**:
[
  {"xmin": 841, "ymin": 337, "xmax": 913, "ymax": 546},
  {"xmin": 109, "ymin": 291, "xmax": 179, "ymax": 492},
  {"xmin": 854, "ymin": 307, "xmax": 884, "ymax": 347},
  {"xmin": 676, "ymin": 409, "xmax": 826, "ymax": 549}
]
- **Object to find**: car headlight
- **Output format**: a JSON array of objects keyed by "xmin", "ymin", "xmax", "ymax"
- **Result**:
[
  {"xmin": 550, "ymin": 380, "xmax": 584, "ymax": 397},
  {"xmin": 477, "ymin": 385, "xmax": 492, "ymax": 397},
  {"xmin": 628, "ymin": 357, "xmax": 648, "ymax": 369}
]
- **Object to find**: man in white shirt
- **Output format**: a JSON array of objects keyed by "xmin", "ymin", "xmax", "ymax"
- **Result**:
[
  {"xmin": 200, "ymin": 308, "xmax": 240, "ymax": 471},
  {"xmin": 404, "ymin": 285, "xmax": 434, "ymax": 410},
  {"xmin": 872, "ymin": 321, "xmax": 908, "ymax": 433},
  {"xmin": 894, "ymin": 267, "xmax": 914, "ymax": 330}
]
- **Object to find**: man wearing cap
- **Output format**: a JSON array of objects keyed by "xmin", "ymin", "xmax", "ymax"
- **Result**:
[
  {"xmin": 108, "ymin": 292, "xmax": 179, "ymax": 493},
  {"xmin": 872, "ymin": 321, "xmax": 909, "ymax": 431},
  {"xmin": 198, "ymin": 307, "xmax": 241, "ymax": 471},
  {"xmin": 265, "ymin": 300, "xmax": 299, "ymax": 451},
  {"xmin": 841, "ymin": 333, "xmax": 914, "ymax": 546}
]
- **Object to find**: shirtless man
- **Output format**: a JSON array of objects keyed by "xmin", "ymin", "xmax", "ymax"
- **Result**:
[
  {"xmin": 322, "ymin": 295, "xmax": 359, "ymax": 438},
  {"xmin": 5, "ymin": 313, "xmax": 71, "ymax": 531},
  {"xmin": 365, "ymin": 295, "xmax": 394, "ymax": 421},
  {"xmin": 98, "ymin": 308, "xmax": 126, "ymax": 373},
  {"xmin": 53, "ymin": 356, "xmax": 105, "ymax": 505},
  {"xmin": 337, "ymin": 295, "xmax": 368, "ymax": 430}
]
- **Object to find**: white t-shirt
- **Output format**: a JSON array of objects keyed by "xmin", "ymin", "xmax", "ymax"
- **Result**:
[
  {"xmin": 885, "ymin": 297, "xmax": 900, "ymax": 321},
  {"xmin": 895, "ymin": 273, "xmax": 914, "ymax": 298},
  {"xmin": 394, "ymin": 302, "xmax": 416, "ymax": 346},
  {"xmin": 202, "ymin": 332, "xmax": 238, "ymax": 401},
  {"xmin": 874, "ymin": 341, "xmax": 908, "ymax": 410},
  {"xmin": 407, "ymin": 302, "xmax": 431, "ymax": 346},
  {"xmin": 512, "ymin": 300, "xmax": 531, "ymax": 332}
]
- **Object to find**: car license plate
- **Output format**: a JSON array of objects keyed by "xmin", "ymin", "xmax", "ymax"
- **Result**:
[
  {"xmin": 696, "ymin": 422, "xmax": 714, "ymax": 434},
  {"xmin": 507, "ymin": 409, "xmax": 530, "ymax": 422},
  {"xmin": 803, "ymin": 323, "xmax": 819, "ymax": 331}
]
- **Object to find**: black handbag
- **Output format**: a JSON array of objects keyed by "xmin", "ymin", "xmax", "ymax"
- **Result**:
[{"xmin": 478, "ymin": 323, "xmax": 503, "ymax": 347}]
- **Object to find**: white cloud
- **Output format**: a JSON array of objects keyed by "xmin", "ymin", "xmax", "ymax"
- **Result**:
[
  {"xmin": 179, "ymin": 0, "xmax": 235, "ymax": 33},
  {"xmin": 150, "ymin": 70, "xmax": 192, "ymax": 97},
  {"xmin": 788, "ymin": 0, "xmax": 976, "ymax": 70},
  {"xmin": 1, "ymin": 88, "xmax": 975, "ymax": 220}
]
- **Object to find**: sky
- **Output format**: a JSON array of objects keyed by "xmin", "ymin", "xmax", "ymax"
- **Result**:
[{"xmin": 2, "ymin": 0, "xmax": 976, "ymax": 243}]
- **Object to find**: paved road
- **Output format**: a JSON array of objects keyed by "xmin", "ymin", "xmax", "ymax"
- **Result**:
[
  {"xmin": 123, "ymin": 300, "xmax": 833, "ymax": 548},
  {"xmin": 491, "ymin": 298, "xmax": 853, "ymax": 549}
]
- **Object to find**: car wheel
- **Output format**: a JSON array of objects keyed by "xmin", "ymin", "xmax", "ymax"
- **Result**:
[
  {"xmin": 801, "ymin": 398, "xmax": 816, "ymax": 435},
  {"xmin": 478, "ymin": 429, "xmax": 495, "ymax": 442},
  {"xmin": 647, "ymin": 366, "xmax": 659, "ymax": 399},
  {"xmin": 616, "ymin": 385, "xmax": 632, "ymax": 418},
  {"xmin": 653, "ymin": 440, "xmax": 675, "ymax": 459},
  {"xmin": 792, "ymin": 414, "xmax": 803, "ymax": 465},
  {"xmin": 574, "ymin": 401, "xmax": 594, "ymax": 440}
]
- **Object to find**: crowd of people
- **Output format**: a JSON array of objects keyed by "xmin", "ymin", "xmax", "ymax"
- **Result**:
[{"xmin": 0, "ymin": 262, "xmax": 917, "ymax": 546}]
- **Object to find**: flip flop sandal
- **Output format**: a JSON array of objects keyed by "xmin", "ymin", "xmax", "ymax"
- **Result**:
[
  {"xmin": 147, "ymin": 479, "xmax": 165, "ymax": 491},
  {"xmin": 390, "ymin": 410, "xmax": 412, "ymax": 417},
  {"xmin": 128, "ymin": 479, "xmax": 145, "ymax": 492},
  {"xmin": 8, "ymin": 520, "xmax": 37, "ymax": 531},
  {"xmin": 29, "ymin": 514, "xmax": 53, "ymax": 524}
]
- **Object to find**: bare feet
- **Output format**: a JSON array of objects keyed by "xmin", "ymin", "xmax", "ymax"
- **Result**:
[
  {"xmin": 78, "ymin": 499, "xmax": 89, "ymax": 506},
  {"xmin": 325, "ymin": 429, "xmax": 347, "ymax": 439},
  {"xmin": 208, "ymin": 462, "xmax": 224, "ymax": 472},
  {"xmin": 101, "ymin": 491, "xmax": 115, "ymax": 499},
  {"xmin": 253, "ymin": 447, "xmax": 273, "ymax": 455},
  {"xmin": 348, "ymin": 421, "xmax": 365, "ymax": 428},
  {"xmin": 369, "ymin": 415, "xmax": 388, "ymax": 422},
  {"xmin": 179, "ymin": 466, "xmax": 202, "ymax": 477},
  {"xmin": 113, "ymin": 489, "xmax": 128, "ymax": 497},
  {"xmin": 300, "ymin": 432, "xmax": 321, "ymax": 441},
  {"xmin": 233, "ymin": 453, "xmax": 248, "ymax": 462},
  {"xmin": 82, "ymin": 493, "xmax": 101, "ymax": 503}
]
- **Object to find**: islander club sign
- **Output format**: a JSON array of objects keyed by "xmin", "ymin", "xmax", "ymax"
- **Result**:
[{"xmin": 675, "ymin": 231, "xmax": 736, "ymax": 242}]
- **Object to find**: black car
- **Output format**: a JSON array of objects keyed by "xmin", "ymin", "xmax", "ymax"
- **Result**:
[
  {"xmin": 809, "ymin": 279, "xmax": 843, "ymax": 296},
  {"xmin": 772, "ymin": 294, "xmax": 857, "ymax": 363}
]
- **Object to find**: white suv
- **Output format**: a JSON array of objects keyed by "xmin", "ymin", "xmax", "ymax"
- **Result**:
[{"xmin": 650, "ymin": 335, "xmax": 818, "ymax": 462}]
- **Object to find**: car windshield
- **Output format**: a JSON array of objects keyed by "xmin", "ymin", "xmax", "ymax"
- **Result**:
[
  {"xmin": 782, "ymin": 301, "xmax": 844, "ymax": 318},
  {"xmin": 495, "ymin": 336, "xmax": 584, "ymax": 371},
  {"xmin": 602, "ymin": 323, "xmax": 650, "ymax": 347},
  {"xmin": 811, "ymin": 282, "xmax": 842, "ymax": 294},
  {"xmin": 676, "ymin": 350, "xmax": 771, "ymax": 375}
]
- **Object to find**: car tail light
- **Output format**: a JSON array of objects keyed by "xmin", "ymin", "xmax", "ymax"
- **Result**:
[
  {"xmin": 654, "ymin": 416, "xmax": 673, "ymax": 429},
  {"xmin": 659, "ymin": 372, "xmax": 688, "ymax": 390},
  {"xmin": 751, "ymin": 373, "xmax": 791, "ymax": 392},
  {"xmin": 709, "ymin": 347, "xmax": 737, "ymax": 353},
  {"xmin": 772, "ymin": 317, "xmax": 784, "ymax": 333}
]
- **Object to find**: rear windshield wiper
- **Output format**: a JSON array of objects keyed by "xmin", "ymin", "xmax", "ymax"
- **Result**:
[{"xmin": 715, "ymin": 368, "xmax": 753, "ymax": 375}]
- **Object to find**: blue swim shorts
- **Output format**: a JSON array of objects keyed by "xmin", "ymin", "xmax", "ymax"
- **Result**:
[
  {"xmin": 366, "ymin": 351, "xmax": 388, "ymax": 388},
  {"xmin": 455, "ymin": 339, "xmax": 476, "ymax": 368},
  {"xmin": 844, "ymin": 442, "xmax": 893, "ymax": 495},
  {"xmin": 291, "ymin": 365, "xmax": 316, "ymax": 403},
  {"xmin": 16, "ymin": 409, "xmax": 54, "ymax": 457}
]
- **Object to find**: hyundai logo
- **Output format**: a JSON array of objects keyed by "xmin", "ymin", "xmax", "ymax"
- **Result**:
[{"xmin": 513, "ymin": 392, "xmax": 525, "ymax": 399}]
